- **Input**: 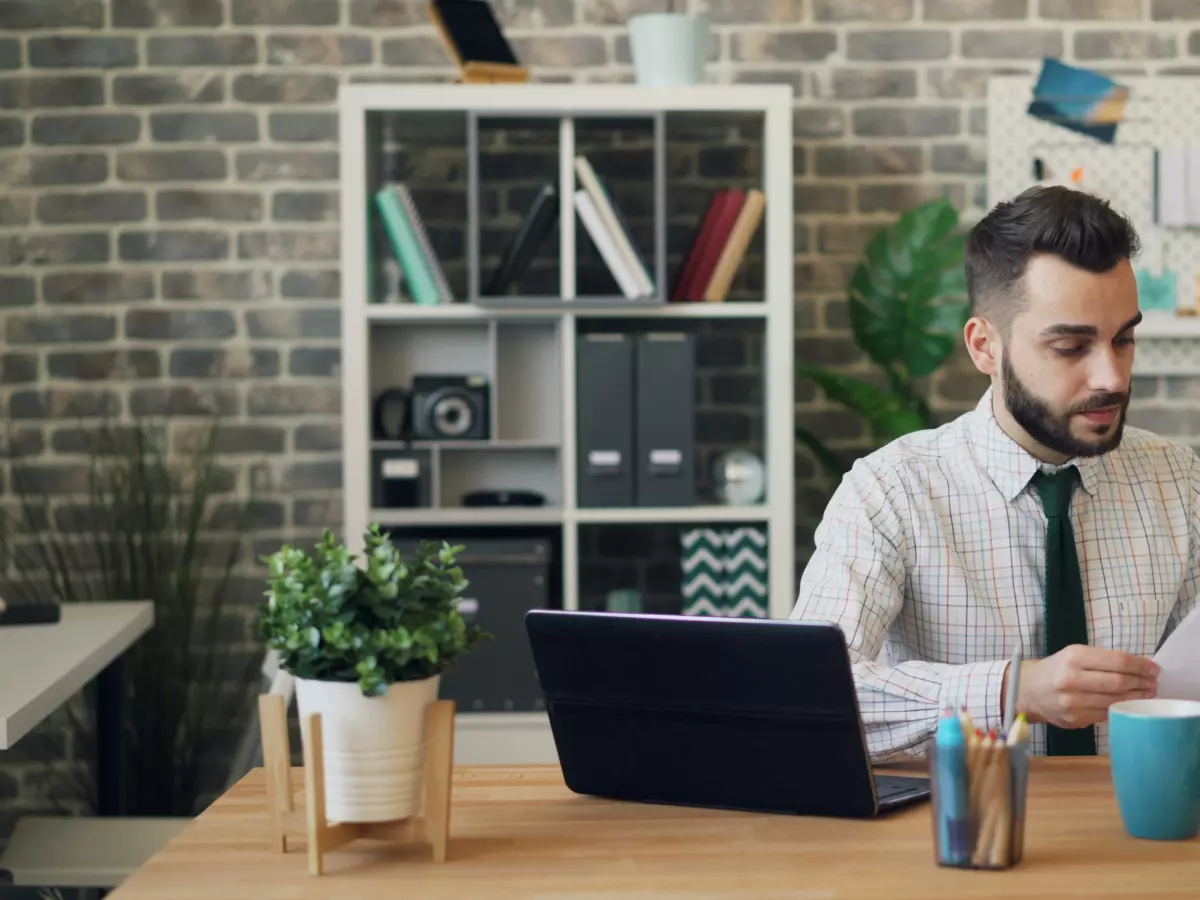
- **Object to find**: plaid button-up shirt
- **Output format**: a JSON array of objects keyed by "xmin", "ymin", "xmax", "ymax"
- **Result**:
[{"xmin": 792, "ymin": 387, "xmax": 1200, "ymax": 760}]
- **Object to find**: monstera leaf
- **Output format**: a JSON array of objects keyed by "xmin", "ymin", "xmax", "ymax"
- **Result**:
[{"xmin": 847, "ymin": 197, "xmax": 969, "ymax": 378}]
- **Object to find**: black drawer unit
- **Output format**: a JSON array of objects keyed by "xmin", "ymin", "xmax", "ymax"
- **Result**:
[{"xmin": 389, "ymin": 534, "xmax": 554, "ymax": 713}]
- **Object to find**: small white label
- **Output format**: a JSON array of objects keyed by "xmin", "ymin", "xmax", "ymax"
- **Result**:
[
  {"xmin": 381, "ymin": 458, "xmax": 418, "ymax": 478},
  {"xmin": 457, "ymin": 597, "xmax": 479, "ymax": 615},
  {"xmin": 650, "ymin": 449, "xmax": 682, "ymax": 465},
  {"xmin": 588, "ymin": 450, "xmax": 621, "ymax": 466}
]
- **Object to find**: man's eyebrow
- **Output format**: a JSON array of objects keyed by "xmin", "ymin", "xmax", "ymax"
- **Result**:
[{"xmin": 1039, "ymin": 312, "xmax": 1143, "ymax": 339}]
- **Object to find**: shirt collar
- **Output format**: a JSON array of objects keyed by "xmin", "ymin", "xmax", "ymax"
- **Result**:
[{"xmin": 969, "ymin": 386, "xmax": 1101, "ymax": 502}]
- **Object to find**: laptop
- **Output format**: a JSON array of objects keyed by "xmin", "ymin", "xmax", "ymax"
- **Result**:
[{"xmin": 524, "ymin": 610, "xmax": 930, "ymax": 819}]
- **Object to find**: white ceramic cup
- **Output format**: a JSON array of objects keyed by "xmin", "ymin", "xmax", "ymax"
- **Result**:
[{"xmin": 628, "ymin": 13, "xmax": 709, "ymax": 87}]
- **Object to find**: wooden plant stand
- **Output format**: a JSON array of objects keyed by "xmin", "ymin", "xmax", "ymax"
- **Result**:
[{"xmin": 257, "ymin": 693, "xmax": 455, "ymax": 875}]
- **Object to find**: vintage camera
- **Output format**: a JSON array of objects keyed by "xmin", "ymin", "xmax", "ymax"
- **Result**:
[{"xmin": 410, "ymin": 374, "xmax": 490, "ymax": 440}]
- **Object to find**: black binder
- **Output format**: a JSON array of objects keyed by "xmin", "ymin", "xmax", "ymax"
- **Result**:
[
  {"xmin": 635, "ymin": 332, "xmax": 695, "ymax": 507},
  {"xmin": 576, "ymin": 333, "xmax": 634, "ymax": 507}
]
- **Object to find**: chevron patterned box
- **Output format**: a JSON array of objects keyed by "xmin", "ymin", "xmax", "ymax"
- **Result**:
[{"xmin": 680, "ymin": 527, "xmax": 768, "ymax": 618}]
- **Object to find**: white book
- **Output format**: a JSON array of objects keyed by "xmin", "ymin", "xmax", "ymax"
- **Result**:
[
  {"xmin": 393, "ymin": 183, "xmax": 455, "ymax": 303},
  {"xmin": 574, "ymin": 155, "xmax": 654, "ymax": 297},
  {"xmin": 575, "ymin": 189, "xmax": 641, "ymax": 299}
]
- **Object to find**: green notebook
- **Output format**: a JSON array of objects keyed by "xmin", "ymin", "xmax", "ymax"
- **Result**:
[{"xmin": 374, "ymin": 186, "xmax": 439, "ymax": 306}]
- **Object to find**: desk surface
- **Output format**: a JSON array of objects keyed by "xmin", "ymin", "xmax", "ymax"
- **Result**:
[
  {"xmin": 109, "ymin": 757, "xmax": 1200, "ymax": 900},
  {"xmin": 0, "ymin": 601, "xmax": 154, "ymax": 749}
]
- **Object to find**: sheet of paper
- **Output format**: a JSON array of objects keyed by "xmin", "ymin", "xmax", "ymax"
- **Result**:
[{"xmin": 1153, "ymin": 606, "xmax": 1200, "ymax": 702}]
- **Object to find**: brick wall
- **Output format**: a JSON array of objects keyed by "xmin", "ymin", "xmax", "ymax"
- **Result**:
[{"xmin": 2, "ymin": 0, "xmax": 1199, "ymax": 857}]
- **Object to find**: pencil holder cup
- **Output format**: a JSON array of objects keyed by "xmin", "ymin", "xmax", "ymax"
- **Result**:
[{"xmin": 929, "ymin": 739, "xmax": 1030, "ymax": 870}]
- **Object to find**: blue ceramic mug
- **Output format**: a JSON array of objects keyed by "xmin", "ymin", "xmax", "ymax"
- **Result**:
[{"xmin": 1109, "ymin": 699, "xmax": 1200, "ymax": 840}]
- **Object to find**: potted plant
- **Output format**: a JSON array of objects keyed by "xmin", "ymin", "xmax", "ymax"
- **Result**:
[
  {"xmin": 628, "ymin": 0, "xmax": 710, "ymax": 86},
  {"xmin": 257, "ymin": 524, "xmax": 486, "ymax": 824}
]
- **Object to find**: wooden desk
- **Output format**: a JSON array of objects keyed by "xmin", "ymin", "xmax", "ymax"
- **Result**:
[{"xmin": 108, "ymin": 758, "xmax": 1200, "ymax": 900}]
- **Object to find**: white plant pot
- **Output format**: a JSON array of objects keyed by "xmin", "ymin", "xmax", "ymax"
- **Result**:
[
  {"xmin": 628, "ymin": 13, "xmax": 710, "ymax": 87},
  {"xmin": 294, "ymin": 674, "xmax": 440, "ymax": 824}
]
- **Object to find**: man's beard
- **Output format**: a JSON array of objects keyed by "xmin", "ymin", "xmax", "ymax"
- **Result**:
[{"xmin": 1001, "ymin": 353, "xmax": 1128, "ymax": 458}]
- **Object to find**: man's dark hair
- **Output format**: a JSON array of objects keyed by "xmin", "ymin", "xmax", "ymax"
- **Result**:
[{"xmin": 964, "ymin": 185, "xmax": 1141, "ymax": 332}]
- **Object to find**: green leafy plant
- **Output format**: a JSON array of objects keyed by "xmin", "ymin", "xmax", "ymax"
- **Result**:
[
  {"xmin": 257, "ymin": 525, "xmax": 488, "ymax": 697},
  {"xmin": 0, "ymin": 415, "xmax": 259, "ymax": 817},
  {"xmin": 796, "ymin": 197, "xmax": 970, "ymax": 478}
]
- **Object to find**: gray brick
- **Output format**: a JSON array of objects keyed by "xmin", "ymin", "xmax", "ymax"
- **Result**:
[
  {"xmin": 289, "ymin": 348, "xmax": 340, "ymax": 376},
  {"xmin": 1127, "ymin": 407, "xmax": 1200, "ymax": 436},
  {"xmin": 147, "ymin": 35, "xmax": 258, "ymax": 66},
  {"xmin": 731, "ymin": 69, "xmax": 807, "ymax": 95},
  {"xmin": 794, "ymin": 107, "xmax": 845, "ymax": 138},
  {"xmin": 119, "ymin": 231, "xmax": 230, "ymax": 262},
  {"xmin": 0, "ymin": 275, "xmax": 36, "ymax": 307},
  {"xmin": 817, "ymin": 222, "xmax": 883, "ymax": 256},
  {"xmin": 10, "ymin": 388, "xmax": 121, "ymax": 419},
  {"xmin": 32, "ymin": 153, "xmax": 107, "ymax": 186},
  {"xmin": 0, "ymin": 0, "xmax": 103, "ymax": 29},
  {"xmin": 177, "ymin": 423, "xmax": 285, "ymax": 455},
  {"xmin": 795, "ymin": 260, "xmax": 857, "ymax": 295},
  {"xmin": 232, "ymin": 74, "xmax": 338, "ymax": 104},
  {"xmin": 130, "ymin": 386, "xmax": 237, "ymax": 417},
  {"xmin": 295, "ymin": 498, "xmax": 342, "ymax": 527},
  {"xmin": 513, "ymin": 36, "xmax": 606, "ymax": 67},
  {"xmin": 238, "ymin": 231, "xmax": 339, "ymax": 261},
  {"xmin": 381, "ymin": 35, "xmax": 470, "ymax": 67},
  {"xmin": 272, "ymin": 191, "xmax": 338, "ymax": 222},
  {"xmin": 162, "ymin": 269, "xmax": 272, "ymax": 301},
  {"xmin": 815, "ymin": 145, "xmax": 923, "ymax": 176},
  {"xmin": 847, "ymin": 30, "xmax": 951, "ymax": 60},
  {"xmin": 126, "ymin": 309, "xmax": 237, "ymax": 340},
  {"xmin": 822, "ymin": 67, "xmax": 917, "ymax": 99},
  {"xmin": 732, "ymin": 31, "xmax": 837, "ymax": 62},
  {"xmin": 285, "ymin": 462, "xmax": 342, "ymax": 491},
  {"xmin": 170, "ymin": 348, "xmax": 279, "ymax": 379},
  {"xmin": 157, "ymin": 189, "xmax": 263, "ymax": 222},
  {"xmin": 118, "ymin": 150, "xmax": 226, "ymax": 182},
  {"xmin": 0, "ymin": 39, "xmax": 21, "ymax": 69},
  {"xmin": 0, "ymin": 233, "xmax": 108, "ymax": 266},
  {"xmin": 295, "ymin": 423, "xmax": 340, "ymax": 451},
  {"xmin": 853, "ymin": 106, "xmax": 959, "ymax": 137},
  {"xmin": 37, "ymin": 191, "xmax": 147, "ymax": 224},
  {"xmin": 236, "ymin": 150, "xmax": 338, "ymax": 182},
  {"xmin": 233, "ymin": 0, "xmax": 339, "ymax": 24},
  {"xmin": 794, "ymin": 183, "xmax": 851, "ymax": 214},
  {"xmin": 582, "ymin": 0, "xmax": 670, "ymax": 23},
  {"xmin": 926, "ymin": 66, "xmax": 1034, "ymax": 99},
  {"xmin": 0, "ymin": 196, "xmax": 30, "ymax": 225},
  {"xmin": 1075, "ymin": 31, "xmax": 1178, "ymax": 59},
  {"xmin": 932, "ymin": 143, "xmax": 987, "ymax": 175},
  {"xmin": 43, "ymin": 271, "xmax": 155, "ymax": 304},
  {"xmin": 112, "ymin": 73, "xmax": 223, "ymax": 105},
  {"xmin": 48, "ymin": 349, "xmax": 160, "ymax": 381},
  {"xmin": 112, "ymin": 0, "xmax": 223, "ymax": 26},
  {"xmin": 267, "ymin": 36, "xmax": 371, "ymax": 66},
  {"xmin": 925, "ymin": 0, "xmax": 1026, "ymax": 17},
  {"xmin": 150, "ymin": 111, "xmax": 258, "ymax": 143},
  {"xmin": 963, "ymin": 29, "xmax": 1065, "ymax": 59},
  {"xmin": 248, "ymin": 385, "xmax": 340, "ymax": 416},
  {"xmin": 350, "ymin": 0, "xmax": 425, "ymax": 26},
  {"xmin": 859, "ymin": 182, "xmax": 966, "ymax": 214},
  {"xmin": 0, "ymin": 117, "xmax": 22, "ymax": 145},
  {"xmin": 1153, "ymin": 0, "xmax": 1200, "ymax": 18},
  {"xmin": 6, "ymin": 313, "xmax": 116, "ymax": 344},
  {"xmin": 0, "ymin": 353, "xmax": 38, "ymax": 384},
  {"xmin": 1041, "ymin": 0, "xmax": 1141, "ymax": 17},
  {"xmin": 28, "ymin": 36, "xmax": 138, "ymax": 69},
  {"xmin": 281, "ymin": 269, "xmax": 339, "ymax": 298},
  {"xmin": 246, "ymin": 308, "xmax": 339, "ymax": 339},
  {"xmin": 32, "ymin": 113, "xmax": 140, "ymax": 146},
  {"xmin": 812, "ymin": 0, "xmax": 912, "ymax": 19},
  {"xmin": 269, "ymin": 112, "xmax": 337, "ymax": 143},
  {"xmin": 0, "ymin": 76, "xmax": 104, "ymax": 108}
]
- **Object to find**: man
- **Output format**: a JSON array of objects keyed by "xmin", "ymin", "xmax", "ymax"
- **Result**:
[{"xmin": 791, "ymin": 185, "xmax": 1198, "ymax": 761}]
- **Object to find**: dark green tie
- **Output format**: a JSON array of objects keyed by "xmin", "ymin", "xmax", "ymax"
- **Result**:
[{"xmin": 1032, "ymin": 467, "xmax": 1096, "ymax": 756}]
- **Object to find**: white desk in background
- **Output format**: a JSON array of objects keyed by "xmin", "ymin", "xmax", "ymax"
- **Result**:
[{"xmin": 0, "ymin": 601, "xmax": 154, "ymax": 813}]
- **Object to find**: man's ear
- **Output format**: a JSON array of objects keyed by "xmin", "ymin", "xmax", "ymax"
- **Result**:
[{"xmin": 964, "ymin": 315, "xmax": 999, "ymax": 377}]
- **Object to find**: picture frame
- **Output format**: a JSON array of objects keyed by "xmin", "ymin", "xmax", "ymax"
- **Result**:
[{"xmin": 428, "ymin": 0, "xmax": 530, "ymax": 84}]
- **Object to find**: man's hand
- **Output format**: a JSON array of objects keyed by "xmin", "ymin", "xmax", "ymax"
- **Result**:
[{"xmin": 1007, "ymin": 645, "xmax": 1159, "ymax": 729}]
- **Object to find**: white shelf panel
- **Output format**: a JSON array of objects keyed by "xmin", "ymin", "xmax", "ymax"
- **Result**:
[
  {"xmin": 366, "ymin": 303, "xmax": 770, "ymax": 322},
  {"xmin": 371, "ymin": 439, "xmax": 560, "ymax": 451},
  {"xmin": 573, "ymin": 505, "xmax": 770, "ymax": 525},
  {"xmin": 371, "ymin": 507, "xmax": 564, "ymax": 527},
  {"xmin": 1135, "ymin": 311, "xmax": 1200, "ymax": 338},
  {"xmin": 1133, "ymin": 312, "xmax": 1200, "ymax": 374}
]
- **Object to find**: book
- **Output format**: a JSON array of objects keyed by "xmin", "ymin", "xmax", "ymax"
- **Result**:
[
  {"xmin": 574, "ymin": 188, "xmax": 641, "ymax": 299},
  {"xmin": 486, "ymin": 181, "xmax": 558, "ymax": 296},
  {"xmin": 393, "ymin": 184, "xmax": 454, "ymax": 303},
  {"xmin": 574, "ymin": 155, "xmax": 653, "ymax": 297},
  {"xmin": 703, "ymin": 189, "xmax": 765, "ymax": 302},
  {"xmin": 374, "ymin": 186, "xmax": 439, "ymax": 306}
]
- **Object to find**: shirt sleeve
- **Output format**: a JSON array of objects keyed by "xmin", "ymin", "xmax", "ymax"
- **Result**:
[
  {"xmin": 791, "ymin": 458, "xmax": 1009, "ymax": 762},
  {"xmin": 1163, "ymin": 451, "xmax": 1200, "ymax": 644}
]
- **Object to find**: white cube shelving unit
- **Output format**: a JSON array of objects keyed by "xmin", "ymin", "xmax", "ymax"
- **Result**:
[{"xmin": 338, "ymin": 83, "xmax": 795, "ymax": 764}]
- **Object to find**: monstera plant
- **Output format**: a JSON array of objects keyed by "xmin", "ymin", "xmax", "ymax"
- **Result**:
[{"xmin": 797, "ymin": 197, "xmax": 970, "ymax": 479}]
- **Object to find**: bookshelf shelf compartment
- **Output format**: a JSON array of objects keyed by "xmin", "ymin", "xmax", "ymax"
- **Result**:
[
  {"xmin": 494, "ymin": 320, "xmax": 561, "ymax": 443},
  {"xmin": 438, "ymin": 445, "xmax": 561, "ymax": 509}
]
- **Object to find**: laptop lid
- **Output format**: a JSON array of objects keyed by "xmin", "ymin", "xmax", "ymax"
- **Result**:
[{"xmin": 525, "ymin": 610, "xmax": 891, "ymax": 819}]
